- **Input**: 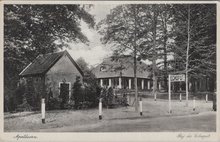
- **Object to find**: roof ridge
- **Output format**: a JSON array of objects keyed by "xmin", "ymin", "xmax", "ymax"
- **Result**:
[{"xmin": 41, "ymin": 50, "xmax": 66, "ymax": 56}]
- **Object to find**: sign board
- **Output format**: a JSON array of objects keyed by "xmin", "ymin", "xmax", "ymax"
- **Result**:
[{"xmin": 170, "ymin": 74, "xmax": 185, "ymax": 82}]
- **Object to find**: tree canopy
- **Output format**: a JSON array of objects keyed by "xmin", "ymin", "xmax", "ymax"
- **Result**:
[{"xmin": 98, "ymin": 4, "xmax": 216, "ymax": 94}]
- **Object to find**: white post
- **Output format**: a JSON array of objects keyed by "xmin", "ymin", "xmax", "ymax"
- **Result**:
[
  {"xmin": 168, "ymin": 75, "xmax": 172, "ymax": 113},
  {"xmin": 109, "ymin": 78, "xmax": 112, "ymax": 87},
  {"xmin": 193, "ymin": 97, "xmax": 196, "ymax": 111},
  {"xmin": 129, "ymin": 79, "xmax": 132, "ymax": 89},
  {"xmin": 119, "ymin": 77, "xmax": 122, "ymax": 89},
  {"xmin": 99, "ymin": 98, "xmax": 102, "ymax": 120},
  {"xmin": 139, "ymin": 97, "xmax": 143, "ymax": 116},
  {"xmin": 154, "ymin": 92, "xmax": 157, "ymax": 101},
  {"xmin": 180, "ymin": 93, "xmax": 182, "ymax": 102},
  {"xmin": 100, "ymin": 79, "xmax": 103, "ymax": 87},
  {"xmin": 206, "ymin": 94, "xmax": 208, "ymax": 103},
  {"xmin": 41, "ymin": 98, "xmax": 45, "ymax": 124},
  {"xmin": 141, "ymin": 79, "xmax": 144, "ymax": 90},
  {"xmin": 148, "ymin": 80, "xmax": 150, "ymax": 90}
]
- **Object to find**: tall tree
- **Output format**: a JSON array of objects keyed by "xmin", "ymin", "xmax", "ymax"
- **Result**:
[
  {"xmin": 98, "ymin": 4, "xmax": 152, "ymax": 111},
  {"xmin": 156, "ymin": 4, "xmax": 175, "ymax": 91},
  {"xmin": 172, "ymin": 4, "xmax": 216, "ymax": 103},
  {"xmin": 98, "ymin": 4, "xmax": 169, "ymax": 107},
  {"xmin": 151, "ymin": 5, "xmax": 159, "ymax": 99}
]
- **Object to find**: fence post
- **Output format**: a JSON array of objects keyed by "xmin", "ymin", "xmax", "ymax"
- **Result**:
[
  {"xmin": 139, "ymin": 98, "xmax": 143, "ymax": 115},
  {"xmin": 41, "ymin": 98, "xmax": 45, "ymax": 124},
  {"xmin": 154, "ymin": 92, "xmax": 157, "ymax": 101},
  {"xmin": 99, "ymin": 98, "xmax": 102, "ymax": 120}
]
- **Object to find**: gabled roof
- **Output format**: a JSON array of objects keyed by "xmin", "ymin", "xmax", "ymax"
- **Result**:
[
  {"xmin": 19, "ymin": 50, "xmax": 83, "ymax": 77},
  {"xmin": 92, "ymin": 56, "xmax": 152, "ymax": 79}
]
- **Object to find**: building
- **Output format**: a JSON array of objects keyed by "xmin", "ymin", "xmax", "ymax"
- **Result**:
[
  {"xmin": 92, "ymin": 55, "xmax": 152, "ymax": 90},
  {"xmin": 19, "ymin": 50, "xmax": 83, "ymax": 104}
]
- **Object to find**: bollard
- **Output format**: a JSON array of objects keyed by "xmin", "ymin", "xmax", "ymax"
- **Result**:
[
  {"xmin": 180, "ymin": 93, "xmax": 182, "ymax": 102},
  {"xmin": 193, "ymin": 97, "xmax": 196, "ymax": 111},
  {"xmin": 206, "ymin": 94, "xmax": 208, "ymax": 103},
  {"xmin": 41, "ymin": 98, "xmax": 45, "ymax": 124},
  {"xmin": 99, "ymin": 98, "xmax": 102, "ymax": 120},
  {"xmin": 154, "ymin": 92, "xmax": 157, "ymax": 101},
  {"xmin": 139, "ymin": 97, "xmax": 143, "ymax": 116}
]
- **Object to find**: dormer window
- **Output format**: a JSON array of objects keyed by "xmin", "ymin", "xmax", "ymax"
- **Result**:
[{"xmin": 100, "ymin": 65, "xmax": 107, "ymax": 72}]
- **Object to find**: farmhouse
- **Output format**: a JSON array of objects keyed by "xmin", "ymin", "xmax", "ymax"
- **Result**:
[
  {"xmin": 19, "ymin": 50, "xmax": 83, "ymax": 105},
  {"xmin": 92, "ymin": 55, "xmax": 153, "ymax": 90}
]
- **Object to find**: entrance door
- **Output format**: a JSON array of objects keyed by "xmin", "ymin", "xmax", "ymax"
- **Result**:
[{"xmin": 60, "ymin": 83, "xmax": 70, "ymax": 108}]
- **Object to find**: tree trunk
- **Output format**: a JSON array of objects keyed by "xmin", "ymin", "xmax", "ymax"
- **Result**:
[
  {"xmin": 133, "ymin": 5, "xmax": 138, "ymax": 111},
  {"xmin": 186, "ymin": 5, "xmax": 190, "ymax": 106},
  {"xmin": 152, "ymin": 5, "xmax": 158, "ymax": 98},
  {"xmin": 163, "ymin": 21, "xmax": 168, "ymax": 92}
]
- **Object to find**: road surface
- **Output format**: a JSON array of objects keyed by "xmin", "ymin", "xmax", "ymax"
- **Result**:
[{"xmin": 39, "ymin": 111, "xmax": 216, "ymax": 132}]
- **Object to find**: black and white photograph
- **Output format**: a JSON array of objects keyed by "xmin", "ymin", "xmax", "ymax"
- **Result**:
[{"xmin": 1, "ymin": 0, "xmax": 219, "ymax": 141}]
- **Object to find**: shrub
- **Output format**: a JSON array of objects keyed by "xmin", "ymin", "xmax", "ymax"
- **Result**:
[
  {"xmin": 99, "ymin": 87, "xmax": 115, "ymax": 108},
  {"xmin": 84, "ymin": 85, "xmax": 100, "ymax": 107},
  {"xmin": 16, "ymin": 96, "xmax": 33, "ymax": 112},
  {"xmin": 48, "ymin": 97, "xmax": 62, "ymax": 110},
  {"xmin": 107, "ymin": 87, "xmax": 114, "ymax": 106},
  {"xmin": 14, "ymin": 84, "xmax": 25, "ymax": 106},
  {"xmin": 72, "ymin": 76, "xmax": 84, "ymax": 108},
  {"xmin": 71, "ymin": 76, "xmax": 101, "ymax": 109},
  {"xmin": 115, "ymin": 94, "xmax": 128, "ymax": 106}
]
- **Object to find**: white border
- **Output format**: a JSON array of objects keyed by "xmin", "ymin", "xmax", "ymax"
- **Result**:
[{"xmin": 0, "ymin": 1, "xmax": 219, "ymax": 142}]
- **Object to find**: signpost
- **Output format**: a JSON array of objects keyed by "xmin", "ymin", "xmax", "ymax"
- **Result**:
[{"xmin": 168, "ymin": 74, "xmax": 185, "ymax": 114}]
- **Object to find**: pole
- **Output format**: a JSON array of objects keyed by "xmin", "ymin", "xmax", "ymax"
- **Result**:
[
  {"xmin": 154, "ymin": 92, "xmax": 157, "ymax": 101},
  {"xmin": 193, "ymin": 97, "xmax": 196, "ymax": 111},
  {"xmin": 206, "ymin": 94, "xmax": 208, "ymax": 103},
  {"xmin": 168, "ymin": 75, "xmax": 172, "ymax": 113},
  {"xmin": 41, "ymin": 98, "xmax": 45, "ymax": 124},
  {"xmin": 99, "ymin": 98, "xmax": 102, "ymax": 120},
  {"xmin": 139, "ymin": 97, "xmax": 143, "ymax": 116},
  {"xmin": 180, "ymin": 93, "xmax": 182, "ymax": 102}
]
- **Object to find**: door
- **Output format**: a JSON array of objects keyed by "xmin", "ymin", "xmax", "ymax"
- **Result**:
[{"xmin": 60, "ymin": 83, "xmax": 70, "ymax": 108}]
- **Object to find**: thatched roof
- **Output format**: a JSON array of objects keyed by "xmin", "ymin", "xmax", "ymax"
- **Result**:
[
  {"xmin": 92, "ymin": 56, "xmax": 152, "ymax": 79},
  {"xmin": 19, "ymin": 50, "xmax": 83, "ymax": 77}
]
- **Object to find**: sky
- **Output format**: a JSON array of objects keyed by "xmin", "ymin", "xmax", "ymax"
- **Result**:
[{"xmin": 67, "ymin": 5, "xmax": 117, "ymax": 67}]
